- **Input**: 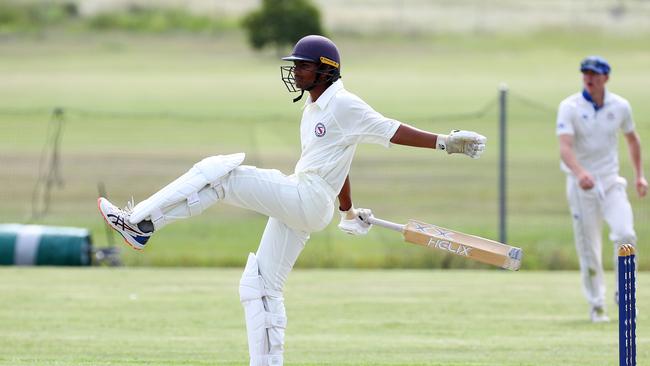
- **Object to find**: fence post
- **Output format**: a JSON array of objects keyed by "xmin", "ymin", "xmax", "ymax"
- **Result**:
[{"xmin": 498, "ymin": 84, "xmax": 508, "ymax": 244}]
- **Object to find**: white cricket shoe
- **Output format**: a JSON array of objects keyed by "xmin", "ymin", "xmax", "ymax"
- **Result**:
[
  {"xmin": 590, "ymin": 306, "xmax": 610, "ymax": 323},
  {"xmin": 97, "ymin": 197, "xmax": 151, "ymax": 251}
]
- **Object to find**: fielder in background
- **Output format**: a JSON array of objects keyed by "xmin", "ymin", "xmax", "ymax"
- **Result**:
[
  {"xmin": 556, "ymin": 56, "xmax": 647, "ymax": 323},
  {"xmin": 98, "ymin": 35, "xmax": 487, "ymax": 366}
]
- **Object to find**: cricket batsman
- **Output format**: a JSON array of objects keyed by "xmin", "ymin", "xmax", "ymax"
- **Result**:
[{"xmin": 98, "ymin": 35, "xmax": 487, "ymax": 365}]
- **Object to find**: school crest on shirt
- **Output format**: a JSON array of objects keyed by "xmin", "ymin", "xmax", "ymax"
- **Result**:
[
  {"xmin": 607, "ymin": 112, "xmax": 615, "ymax": 121},
  {"xmin": 314, "ymin": 122, "xmax": 326, "ymax": 137}
]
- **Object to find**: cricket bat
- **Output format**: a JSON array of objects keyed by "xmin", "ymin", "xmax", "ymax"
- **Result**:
[{"xmin": 366, "ymin": 216, "xmax": 523, "ymax": 271}]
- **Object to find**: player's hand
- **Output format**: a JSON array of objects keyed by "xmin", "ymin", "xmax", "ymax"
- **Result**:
[
  {"xmin": 338, "ymin": 206, "xmax": 372, "ymax": 235},
  {"xmin": 577, "ymin": 170, "xmax": 595, "ymax": 190},
  {"xmin": 637, "ymin": 176, "xmax": 648, "ymax": 198},
  {"xmin": 437, "ymin": 130, "xmax": 487, "ymax": 159}
]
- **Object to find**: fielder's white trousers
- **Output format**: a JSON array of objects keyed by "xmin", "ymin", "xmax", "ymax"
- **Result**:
[{"xmin": 566, "ymin": 174, "xmax": 637, "ymax": 309}]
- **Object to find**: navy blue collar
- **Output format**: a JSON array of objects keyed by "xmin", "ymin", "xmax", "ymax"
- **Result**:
[{"xmin": 582, "ymin": 89, "xmax": 604, "ymax": 111}]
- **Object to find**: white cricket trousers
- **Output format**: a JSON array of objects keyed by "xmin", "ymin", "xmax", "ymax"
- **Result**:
[
  {"xmin": 222, "ymin": 166, "xmax": 335, "ymax": 290},
  {"xmin": 163, "ymin": 165, "xmax": 335, "ymax": 290},
  {"xmin": 146, "ymin": 163, "xmax": 335, "ymax": 366},
  {"xmin": 566, "ymin": 174, "xmax": 637, "ymax": 308}
]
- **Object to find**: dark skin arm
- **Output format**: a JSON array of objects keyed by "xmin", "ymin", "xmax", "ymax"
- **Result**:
[
  {"xmin": 338, "ymin": 175, "xmax": 352, "ymax": 211},
  {"xmin": 338, "ymin": 124, "xmax": 440, "ymax": 210},
  {"xmin": 389, "ymin": 123, "xmax": 440, "ymax": 148}
]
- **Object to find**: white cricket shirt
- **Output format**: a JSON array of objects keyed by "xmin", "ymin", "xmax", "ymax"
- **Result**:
[
  {"xmin": 556, "ymin": 90, "xmax": 635, "ymax": 176},
  {"xmin": 294, "ymin": 80, "xmax": 401, "ymax": 194}
]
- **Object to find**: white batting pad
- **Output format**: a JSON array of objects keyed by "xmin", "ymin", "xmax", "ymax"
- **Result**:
[
  {"xmin": 239, "ymin": 253, "xmax": 286, "ymax": 366},
  {"xmin": 129, "ymin": 153, "xmax": 245, "ymax": 224}
]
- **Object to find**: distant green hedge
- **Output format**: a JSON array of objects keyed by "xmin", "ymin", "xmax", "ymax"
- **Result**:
[
  {"xmin": 0, "ymin": 2, "xmax": 237, "ymax": 34},
  {"xmin": 0, "ymin": 2, "xmax": 78, "ymax": 33},
  {"xmin": 87, "ymin": 6, "xmax": 237, "ymax": 33}
]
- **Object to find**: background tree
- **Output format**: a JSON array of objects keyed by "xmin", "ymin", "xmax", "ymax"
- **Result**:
[{"xmin": 242, "ymin": 0, "xmax": 324, "ymax": 53}]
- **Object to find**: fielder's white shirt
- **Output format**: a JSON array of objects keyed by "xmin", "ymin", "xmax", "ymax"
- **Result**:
[
  {"xmin": 556, "ymin": 90, "xmax": 635, "ymax": 177},
  {"xmin": 294, "ymin": 80, "xmax": 401, "ymax": 194}
]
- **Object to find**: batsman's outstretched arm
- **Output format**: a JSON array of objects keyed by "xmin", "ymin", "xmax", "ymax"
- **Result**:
[
  {"xmin": 390, "ymin": 124, "xmax": 487, "ymax": 159},
  {"xmin": 389, "ymin": 124, "xmax": 437, "ymax": 148}
]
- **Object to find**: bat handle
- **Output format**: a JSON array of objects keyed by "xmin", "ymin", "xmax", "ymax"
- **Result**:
[{"xmin": 366, "ymin": 216, "xmax": 405, "ymax": 233}]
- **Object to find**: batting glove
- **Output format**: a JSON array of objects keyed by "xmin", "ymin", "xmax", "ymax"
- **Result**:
[
  {"xmin": 437, "ymin": 130, "xmax": 487, "ymax": 159},
  {"xmin": 338, "ymin": 206, "xmax": 373, "ymax": 236}
]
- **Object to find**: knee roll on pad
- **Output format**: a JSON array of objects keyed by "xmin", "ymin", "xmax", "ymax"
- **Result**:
[
  {"xmin": 194, "ymin": 153, "xmax": 245, "ymax": 181},
  {"xmin": 129, "ymin": 153, "xmax": 245, "ymax": 224},
  {"xmin": 239, "ymin": 253, "xmax": 286, "ymax": 366}
]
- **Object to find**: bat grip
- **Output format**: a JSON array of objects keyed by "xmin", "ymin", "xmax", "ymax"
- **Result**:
[{"xmin": 366, "ymin": 216, "xmax": 404, "ymax": 233}]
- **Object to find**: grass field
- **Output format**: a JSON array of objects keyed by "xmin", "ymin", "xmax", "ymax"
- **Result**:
[
  {"xmin": 0, "ymin": 267, "xmax": 647, "ymax": 366},
  {"xmin": 1, "ymin": 22, "xmax": 649, "ymax": 366},
  {"xmin": 1, "ymin": 30, "xmax": 649, "ymax": 269}
]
